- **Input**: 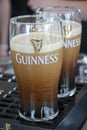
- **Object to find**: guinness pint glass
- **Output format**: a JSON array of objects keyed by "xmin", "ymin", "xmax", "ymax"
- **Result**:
[
  {"xmin": 37, "ymin": 6, "xmax": 82, "ymax": 97},
  {"xmin": 10, "ymin": 15, "xmax": 63, "ymax": 121}
]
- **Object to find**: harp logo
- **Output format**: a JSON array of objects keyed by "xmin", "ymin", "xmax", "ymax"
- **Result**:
[{"xmin": 31, "ymin": 38, "xmax": 42, "ymax": 53}]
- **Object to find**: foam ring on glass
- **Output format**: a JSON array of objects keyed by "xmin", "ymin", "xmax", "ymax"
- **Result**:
[
  {"xmin": 36, "ymin": 6, "xmax": 82, "ymax": 98},
  {"xmin": 10, "ymin": 15, "xmax": 63, "ymax": 121}
]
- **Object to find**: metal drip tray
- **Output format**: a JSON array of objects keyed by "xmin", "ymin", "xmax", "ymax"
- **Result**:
[{"xmin": 0, "ymin": 81, "xmax": 87, "ymax": 130}]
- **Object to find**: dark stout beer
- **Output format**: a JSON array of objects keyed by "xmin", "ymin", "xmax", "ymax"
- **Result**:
[
  {"xmin": 58, "ymin": 21, "xmax": 82, "ymax": 97},
  {"xmin": 10, "ymin": 33, "xmax": 63, "ymax": 121}
]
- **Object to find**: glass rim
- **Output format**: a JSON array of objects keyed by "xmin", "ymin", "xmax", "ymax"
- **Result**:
[
  {"xmin": 36, "ymin": 5, "xmax": 81, "ymax": 14},
  {"xmin": 10, "ymin": 15, "xmax": 59, "ymax": 25}
]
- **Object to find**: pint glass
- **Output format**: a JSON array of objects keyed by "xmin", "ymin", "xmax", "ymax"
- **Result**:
[
  {"xmin": 37, "ymin": 6, "xmax": 82, "ymax": 97},
  {"xmin": 10, "ymin": 15, "xmax": 63, "ymax": 121}
]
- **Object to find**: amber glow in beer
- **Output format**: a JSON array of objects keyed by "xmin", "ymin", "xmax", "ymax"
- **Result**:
[
  {"xmin": 36, "ymin": 6, "xmax": 82, "ymax": 97},
  {"xmin": 10, "ymin": 32, "xmax": 63, "ymax": 121},
  {"xmin": 58, "ymin": 21, "xmax": 81, "ymax": 97}
]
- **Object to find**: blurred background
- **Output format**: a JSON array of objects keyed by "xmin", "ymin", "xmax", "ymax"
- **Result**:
[{"xmin": 0, "ymin": 0, "xmax": 87, "ymax": 56}]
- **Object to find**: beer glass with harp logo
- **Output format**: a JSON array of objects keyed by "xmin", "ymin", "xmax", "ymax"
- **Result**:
[
  {"xmin": 10, "ymin": 15, "xmax": 63, "ymax": 121},
  {"xmin": 37, "ymin": 6, "xmax": 82, "ymax": 98}
]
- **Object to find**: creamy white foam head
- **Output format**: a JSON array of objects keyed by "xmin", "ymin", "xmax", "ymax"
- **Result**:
[
  {"xmin": 62, "ymin": 21, "xmax": 82, "ymax": 37},
  {"xmin": 10, "ymin": 33, "xmax": 63, "ymax": 53}
]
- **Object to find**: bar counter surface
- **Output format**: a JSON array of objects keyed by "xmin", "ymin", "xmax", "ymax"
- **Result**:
[{"xmin": 0, "ymin": 79, "xmax": 87, "ymax": 130}]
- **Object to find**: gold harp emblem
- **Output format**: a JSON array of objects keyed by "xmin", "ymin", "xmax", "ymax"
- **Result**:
[
  {"xmin": 31, "ymin": 38, "xmax": 42, "ymax": 53},
  {"xmin": 63, "ymin": 25, "xmax": 72, "ymax": 41}
]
